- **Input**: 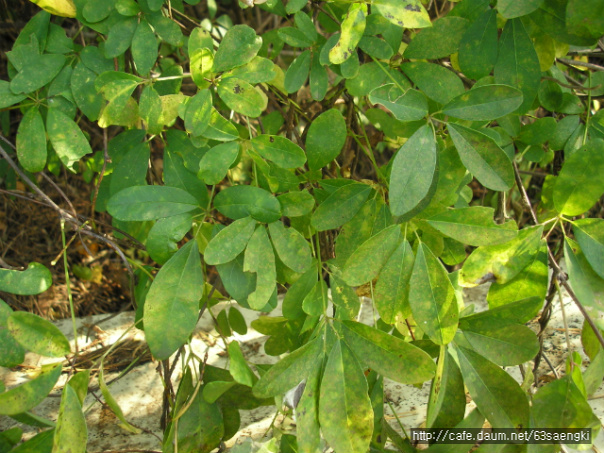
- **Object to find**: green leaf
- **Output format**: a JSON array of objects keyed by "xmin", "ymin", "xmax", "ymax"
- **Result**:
[
  {"xmin": 447, "ymin": 123, "xmax": 514, "ymax": 192},
  {"xmin": 389, "ymin": 124, "xmax": 438, "ymax": 218},
  {"xmin": 217, "ymin": 77, "xmax": 267, "ymax": 118},
  {"xmin": 244, "ymin": 226, "xmax": 277, "ymax": 310},
  {"xmin": 342, "ymin": 224, "xmax": 401, "ymax": 286},
  {"xmin": 0, "ymin": 262, "xmax": 52, "ymax": 296},
  {"xmin": 454, "ymin": 345, "xmax": 529, "ymax": 429},
  {"xmin": 214, "ymin": 185, "xmax": 282, "ymax": 223},
  {"xmin": 139, "ymin": 85, "xmax": 162, "ymax": 135},
  {"xmin": 329, "ymin": 4, "xmax": 366, "ymax": 65},
  {"xmin": 427, "ymin": 348, "xmax": 465, "ymax": 429},
  {"xmin": 147, "ymin": 14, "xmax": 183, "ymax": 47},
  {"xmin": 303, "ymin": 280, "xmax": 328, "ymax": 316},
  {"xmin": 487, "ymin": 245, "xmax": 548, "ymax": 309},
  {"xmin": 228, "ymin": 56, "xmax": 276, "ymax": 84},
  {"xmin": 190, "ymin": 47, "xmax": 213, "ymax": 89},
  {"xmin": 340, "ymin": 321, "xmax": 436, "ymax": 384},
  {"xmin": 116, "ymin": 0, "xmax": 140, "ymax": 15},
  {"xmin": 0, "ymin": 80, "xmax": 27, "ymax": 108},
  {"xmin": 462, "ymin": 297, "xmax": 543, "ymax": 330},
  {"xmin": 109, "ymin": 142, "xmax": 149, "ymax": 196},
  {"xmin": 296, "ymin": 362, "xmax": 322, "ymax": 453},
  {"xmin": 305, "ymin": 109, "xmax": 347, "ymax": 170},
  {"xmin": 9, "ymin": 46, "xmax": 66, "ymax": 94},
  {"xmin": 372, "ymin": 0, "xmax": 431, "ymax": 28},
  {"xmin": 409, "ymin": 243, "xmax": 458, "ymax": 345},
  {"xmin": 216, "ymin": 254, "xmax": 256, "ymax": 308},
  {"xmin": 402, "ymin": 62, "xmax": 465, "ymax": 105},
  {"xmin": 319, "ymin": 340, "xmax": 373, "ymax": 453},
  {"xmin": 278, "ymin": 190, "xmax": 315, "ymax": 217},
  {"xmin": 494, "ymin": 19, "xmax": 541, "ymax": 114},
  {"xmin": 46, "ymin": 108, "xmax": 93, "ymax": 171},
  {"xmin": 311, "ymin": 183, "xmax": 372, "ymax": 231},
  {"xmin": 284, "ymin": 49, "xmax": 311, "ymax": 94},
  {"xmin": 457, "ymin": 321, "xmax": 539, "ymax": 366},
  {"xmin": 144, "ymin": 241, "xmax": 203, "ymax": 360},
  {"xmin": 518, "ymin": 117, "xmax": 557, "ymax": 145},
  {"xmin": 295, "ymin": 11, "xmax": 317, "ymax": 43},
  {"xmin": 368, "ymin": 84, "xmax": 428, "ymax": 122},
  {"xmin": 147, "ymin": 213, "xmax": 193, "ymax": 265},
  {"xmin": 104, "ymin": 16, "xmax": 137, "ymax": 58},
  {"xmin": 82, "ymin": 0, "xmax": 113, "ymax": 22},
  {"xmin": 253, "ymin": 338, "xmax": 322, "ymax": 398},
  {"xmin": 66, "ymin": 371, "xmax": 89, "ymax": 407},
  {"xmin": 228, "ymin": 307, "xmax": 248, "ymax": 335},
  {"xmin": 131, "ymin": 19, "xmax": 157, "ymax": 75},
  {"xmin": 573, "ymin": 218, "xmax": 604, "ymax": 279},
  {"xmin": 566, "ymin": 0, "xmax": 604, "ymax": 40},
  {"xmin": 330, "ymin": 275, "xmax": 360, "ymax": 320},
  {"xmin": 184, "ymin": 89, "xmax": 213, "ymax": 137},
  {"xmin": 213, "ymin": 24, "xmax": 262, "ymax": 73},
  {"xmin": 346, "ymin": 62, "xmax": 387, "ymax": 97},
  {"xmin": 458, "ymin": 9, "xmax": 498, "ymax": 80},
  {"xmin": 358, "ymin": 36, "xmax": 394, "ymax": 60},
  {"xmin": 16, "ymin": 107, "xmax": 47, "ymax": 173},
  {"xmin": 278, "ymin": 27, "xmax": 314, "ymax": 48},
  {"xmin": 52, "ymin": 384, "xmax": 87, "ymax": 453},
  {"xmin": 9, "ymin": 429, "xmax": 54, "ymax": 452},
  {"xmin": 374, "ymin": 240, "xmax": 414, "ymax": 324},
  {"xmin": 497, "ymin": 0, "xmax": 543, "ymax": 18},
  {"xmin": 404, "ymin": 16, "xmax": 469, "ymax": 59},
  {"xmin": 564, "ymin": 238, "xmax": 604, "ymax": 313},
  {"xmin": 189, "ymin": 27, "xmax": 213, "ymax": 84},
  {"xmin": 427, "ymin": 207, "xmax": 518, "ymax": 246},
  {"xmin": 460, "ymin": 224, "xmax": 544, "ymax": 287},
  {"xmin": 0, "ymin": 300, "xmax": 26, "ymax": 368},
  {"xmin": 283, "ymin": 266, "xmax": 317, "ymax": 319},
  {"xmin": 532, "ymin": 375, "xmax": 599, "ymax": 430},
  {"xmin": 8, "ymin": 312, "xmax": 70, "ymax": 357},
  {"xmin": 228, "ymin": 341, "xmax": 256, "ymax": 387},
  {"xmin": 205, "ymin": 216, "xmax": 257, "ymax": 265},
  {"xmin": 198, "ymin": 141, "xmax": 239, "ymax": 185},
  {"xmin": 251, "ymin": 135, "xmax": 306, "ymax": 169},
  {"xmin": 164, "ymin": 148, "xmax": 209, "ymax": 206},
  {"xmin": 71, "ymin": 62, "xmax": 103, "ymax": 121},
  {"xmin": 443, "ymin": 84, "xmax": 523, "ymax": 121},
  {"xmin": 309, "ymin": 54, "xmax": 329, "ymax": 101},
  {"xmin": 107, "ymin": 186, "xmax": 199, "ymax": 221},
  {"xmin": 553, "ymin": 139, "xmax": 604, "ymax": 216},
  {"xmin": 202, "ymin": 109, "xmax": 240, "ymax": 142},
  {"xmin": 268, "ymin": 221, "xmax": 312, "ymax": 274},
  {"xmin": 286, "ymin": 0, "xmax": 307, "ymax": 14},
  {"xmin": 0, "ymin": 364, "xmax": 62, "ymax": 415},
  {"xmin": 98, "ymin": 364, "xmax": 140, "ymax": 434}
]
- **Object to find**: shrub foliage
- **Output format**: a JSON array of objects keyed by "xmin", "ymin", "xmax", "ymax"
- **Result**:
[{"xmin": 1, "ymin": 0, "xmax": 604, "ymax": 452}]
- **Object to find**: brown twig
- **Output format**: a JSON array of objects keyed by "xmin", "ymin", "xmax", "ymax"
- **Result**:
[
  {"xmin": 0, "ymin": 134, "xmax": 136, "ymax": 306},
  {"xmin": 557, "ymin": 57, "xmax": 604, "ymax": 72},
  {"xmin": 91, "ymin": 128, "xmax": 110, "ymax": 218}
]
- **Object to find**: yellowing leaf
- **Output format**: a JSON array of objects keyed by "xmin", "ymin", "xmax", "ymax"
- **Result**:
[{"xmin": 29, "ymin": 0, "xmax": 75, "ymax": 17}]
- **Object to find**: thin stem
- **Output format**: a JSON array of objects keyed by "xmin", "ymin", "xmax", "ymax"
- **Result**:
[
  {"xmin": 555, "ymin": 279, "xmax": 573, "ymax": 368},
  {"xmin": 583, "ymin": 71, "xmax": 592, "ymax": 146},
  {"xmin": 557, "ymin": 57, "xmax": 604, "ymax": 72},
  {"xmin": 61, "ymin": 219, "xmax": 79, "ymax": 357}
]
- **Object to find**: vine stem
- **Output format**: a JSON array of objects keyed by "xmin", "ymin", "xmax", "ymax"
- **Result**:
[{"xmin": 512, "ymin": 161, "xmax": 604, "ymax": 351}]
